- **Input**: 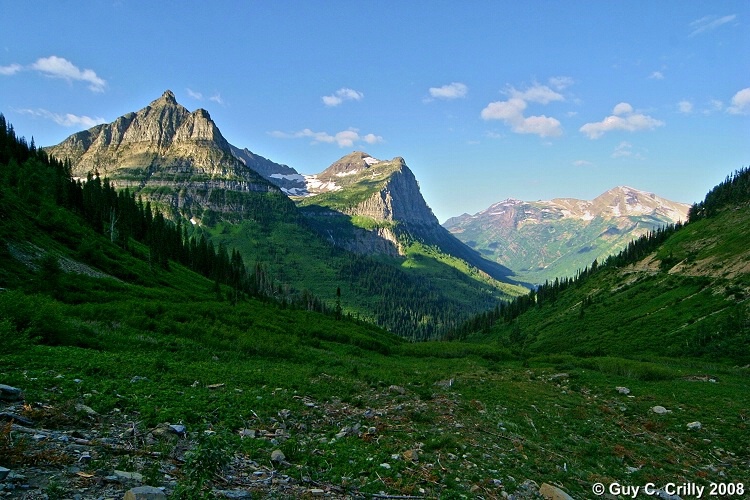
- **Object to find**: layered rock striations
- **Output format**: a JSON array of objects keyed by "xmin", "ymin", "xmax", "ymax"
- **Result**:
[{"xmin": 45, "ymin": 91, "xmax": 281, "ymax": 220}]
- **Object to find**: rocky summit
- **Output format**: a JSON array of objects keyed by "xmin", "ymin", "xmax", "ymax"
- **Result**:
[
  {"xmin": 44, "ymin": 90, "xmax": 280, "ymax": 221},
  {"xmin": 444, "ymin": 186, "xmax": 690, "ymax": 284},
  {"xmin": 299, "ymin": 152, "xmax": 515, "ymax": 282}
]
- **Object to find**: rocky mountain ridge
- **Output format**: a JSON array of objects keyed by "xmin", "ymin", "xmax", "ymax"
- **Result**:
[
  {"xmin": 299, "ymin": 152, "xmax": 515, "ymax": 282},
  {"xmin": 44, "ymin": 91, "xmax": 290, "ymax": 221},
  {"xmin": 444, "ymin": 186, "xmax": 690, "ymax": 284}
]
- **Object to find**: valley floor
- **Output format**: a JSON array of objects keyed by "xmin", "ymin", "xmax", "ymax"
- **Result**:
[{"xmin": 2, "ymin": 346, "xmax": 748, "ymax": 499}]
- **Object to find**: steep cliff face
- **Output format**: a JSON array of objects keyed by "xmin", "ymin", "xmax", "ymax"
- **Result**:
[
  {"xmin": 444, "ymin": 186, "xmax": 690, "ymax": 284},
  {"xmin": 44, "ymin": 91, "xmax": 281, "ymax": 220},
  {"xmin": 299, "ymin": 153, "xmax": 514, "ymax": 281},
  {"xmin": 342, "ymin": 157, "xmax": 438, "ymax": 226}
]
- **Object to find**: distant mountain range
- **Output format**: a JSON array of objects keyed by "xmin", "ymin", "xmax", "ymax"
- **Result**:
[
  {"xmin": 43, "ymin": 89, "xmax": 699, "ymax": 334},
  {"xmin": 44, "ymin": 90, "xmax": 523, "ymax": 338},
  {"xmin": 444, "ymin": 186, "xmax": 690, "ymax": 284}
]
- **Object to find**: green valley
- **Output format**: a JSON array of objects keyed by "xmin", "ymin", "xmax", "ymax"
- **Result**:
[{"xmin": 1, "ymin": 116, "xmax": 749, "ymax": 498}]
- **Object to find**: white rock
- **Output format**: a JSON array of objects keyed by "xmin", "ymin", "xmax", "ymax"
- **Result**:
[
  {"xmin": 616, "ymin": 386, "xmax": 631, "ymax": 395},
  {"xmin": 540, "ymin": 482, "xmax": 574, "ymax": 500},
  {"xmin": 687, "ymin": 421, "xmax": 702, "ymax": 430},
  {"xmin": 652, "ymin": 405, "xmax": 671, "ymax": 414}
]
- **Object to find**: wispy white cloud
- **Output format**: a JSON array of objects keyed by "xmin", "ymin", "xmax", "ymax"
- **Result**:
[
  {"xmin": 689, "ymin": 14, "xmax": 737, "ymax": 37},
  {"xmin": 186, "ymin": 88, "xmax": 225, "ymax": 106},
  {"xmin": 611, "ymin": 141, "xmax": 646, "ymax": 160},
  {"xmin": 480, "ymin": 83, "xmax": 564, "ymax": 138},
  {"xmin": 727, "ymin": 87, "xmax": 750, "ymax": 115},
  {"xmin": 269, "ymin": 127, "xmax": 383, "ymax": 148},
  {"xmin": 428, "ymin": 82, "xmax": 468, "ymax": 100},
  {"xmin": 30, "ymin": 56, "xmax": 106, "ymax": 92},
  {"xmin": 580, "ymin": 102, "xmax": 664, "ymax": 139},
  {"xmin": 186, "ymin": 88, "xmax": 203, "ymax": 100},
  {"xmin": 0, "ymin": 63, "xmax": 22, "ymax": 75},
  {"xmin": 548, "ymin": 76, "xmax": 574, "ymax": 90},
  {"xmin": 573, "ymin": 159, "xmax": 593, "ymax": 167},
  {"xmin": 19, "ymin": 108, "xmax": 106, "ymax": 128},
  {"xmin": 678, "ymin": 100, "xmax": 693, "ymax": 114},
  {"xmin": 649, "ymin": 71, "xmax": 665, "ymax": 80},
  {"xmin": 322, "ymin": 88, "xmax": 364, "ymax": 107},
  {"xmin": 706, "ymin": 99, "xmax": 724, "ymax": 114}
]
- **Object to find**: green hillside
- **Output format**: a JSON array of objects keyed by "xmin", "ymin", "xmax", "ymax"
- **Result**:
[
  {"xmin": 2, "ymin": 118, "xmax": 749, "ymax": 498},
  {"xmin": 461, "ymin": 169, "xmax": 750, "ymax": 364}
]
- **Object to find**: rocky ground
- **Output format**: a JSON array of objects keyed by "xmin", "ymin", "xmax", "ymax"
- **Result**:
[
  {"xmin": 3, "ymin": 368, "xmax": 744, "ymax": 499},
  {"xmin": 0, "ymin": 377, "xmax": 579, "ymax": 500}
]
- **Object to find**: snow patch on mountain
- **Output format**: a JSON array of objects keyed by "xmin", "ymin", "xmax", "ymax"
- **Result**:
[
  {"xmin": 335, "ymin": 170, "xmax": 360, "ymax": 177},
  {"xmin": 305, "ymin": 175, "xmax": 341, "ymax": 192},
  {"xmin": 270, "ymin": 173, "xmax": 306, "ymax": 182}
]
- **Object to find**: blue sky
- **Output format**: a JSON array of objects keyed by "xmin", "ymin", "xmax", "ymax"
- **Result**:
[{"xmin": 1, "ymin": 1, "xmax": 748, "ymax": 222}]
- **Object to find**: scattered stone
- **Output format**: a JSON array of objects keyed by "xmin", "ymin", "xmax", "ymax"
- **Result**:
[
  {"xmin": 75, "ymin": 403, "xmax": 98, "ymax": 416},
  {"xmin": 73, "ymin": 378, "xmax": 83, "ymax": 384},
  {"xmin": 0, "ymin": 466, "xmax": 9, "ymax": 481},
  {"xmin": 388, "ymin": 385, "xmax": 406, "ymax": 395},
  {"xmin": 687, "ymin": 421, "xmax": 702, "ymax": 430},
  {"xmin": 0, "ymin": 384, "xmax": 24, "ymax": 401},
  {"xmin": 270, "ymin": 449, "xmax": 285, "ymax": 463},
  {"xmin": 168, "ymin": 424, "xmax": 186, "ymax": 436},
  {"xmin": 150, "ymin": 422, "xmax": 185, "ymax": 439},
  {"xmin": 435, "ymin": 378, "xmax": 454, "ymax": 389},
  {"xmin": 548, "ymin": 373, "xmax": 569, "ymax": 381},
  {"xmin": 207, "ymin": 383, "xmax": 225, "ymax": 389},
  {"xmin": 114, "ymin": 470, "xmax": 144, "ymax": 481},
  {"xmin": 0, "ymin": 411, "xmax": 34, "ymax": 426},
  {"xmin": 309, "ymin": 488, "xmax": 325, "ymax": 496},
  {"xmin": 616, "ymin": 386, "xmax": 631, "ymax": 395},
  {"xmin": 123, "ymin": 486, "xmax": 166, "ymax": 500},
  {"xmin": 239, "ymin": 428, "xmax": 256, "ymax": 438},
  {"xmin": 402, "ymin": 449, "xmax": 419, "ymax": 463},
  {"xmin": 651, "ymin": 405, "xmax": 671, "ymax": 415},
  {"xmin": 379, "ymin": 463, "xmax": 391, "ymax": 469},
  {"xmin": 539, "ymin": 482, "xmax": 574, "ymax": 500},
  {"xmin": 278, "ymin": 409, "xmax": 291, "ymax": 419},
  {"xmin": 130, "ymin": 376, "xmax": 148, "ymax": 383},
  {"xmin": 215, "ymin": 490, "xmax": 252, "ymax": 499}
]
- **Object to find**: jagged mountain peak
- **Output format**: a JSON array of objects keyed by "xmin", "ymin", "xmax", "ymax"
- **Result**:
[
  {"xmin": 44, "ymin": 90, "xmax": 278, "ymax": 220},
  {"xmin": 317, "ymin": 151, "xmax": 382, "ymax": 181},
  {"xmin": 152, "ymin": 89, "xmax": 178, "ymax": 106},
  {"xmin": 590, "ymin": 185, "xmax": 688, "ymax": 220}
]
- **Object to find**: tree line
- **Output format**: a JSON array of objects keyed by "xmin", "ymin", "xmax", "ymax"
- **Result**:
[
  {"xmin": 688, "ymin": 167, "xmax": 750, "ymax": 222},
  {"xmin": 0, "ymin": 114, "xmax": 330, "ymax": 314},
  {"xmin": 448, "ymin": 166, "xmax": 750, "ymax": 340},
  {"xmin": 446, "ymin": 222, "xmax": 684, "ymax": 340}
]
